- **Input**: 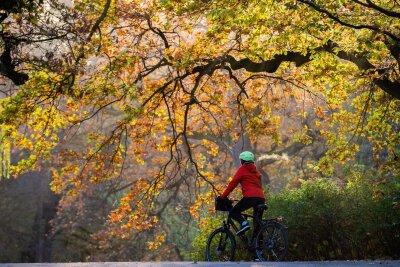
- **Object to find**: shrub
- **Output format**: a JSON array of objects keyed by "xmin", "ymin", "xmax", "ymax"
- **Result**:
[{"xmin": 267, "ymin": 177, "xmax": 400, "ymax": 260}]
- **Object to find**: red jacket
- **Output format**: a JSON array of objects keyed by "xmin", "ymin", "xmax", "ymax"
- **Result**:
[{"xmin": 221, "ymin": 163, "xmax": 265, "ymax": 199}]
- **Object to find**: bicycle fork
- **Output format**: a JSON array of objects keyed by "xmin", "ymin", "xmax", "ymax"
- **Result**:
[
  {"xmin": 216, "ymin": 232, "xmax": 228, "ymax": 253},
  {"xmin": 215, "ymin": 221, "xmax": 232, "ymax": 254}
]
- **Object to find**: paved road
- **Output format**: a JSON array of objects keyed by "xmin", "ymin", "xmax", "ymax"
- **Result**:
[{"xmin": 1, "ymin": 261, "xmax": 399, "ymax": 267}]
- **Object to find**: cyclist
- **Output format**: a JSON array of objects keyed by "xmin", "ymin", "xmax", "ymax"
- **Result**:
[{"xmin": 219, "ymin": 151, "xmax": 265, "ymax": 235}]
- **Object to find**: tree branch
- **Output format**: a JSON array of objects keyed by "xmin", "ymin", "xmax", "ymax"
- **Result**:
[
  {"xmin": 87, "ymin": 0, "xmax": 112, "ymax": 41},
  {"xmin": 298, "ymin": 0, "xmax": 400, "ymax": 42},
  {"xmin": 223, "ymin": 41, "xmax": 400, "ymax": 99},
  {"xmin": 0, "ymin": 44, "xmax": 29, "ymax": 85},
  {"xmin": 353, "ymin": 0, "xmax": 400, "ymax": 18},
  {"xmin": 226, "ymin": 52, "xmax": 312, "ymax": 73}
]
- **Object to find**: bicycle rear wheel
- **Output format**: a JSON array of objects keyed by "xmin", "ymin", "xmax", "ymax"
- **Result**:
[
  {"xmin": 255, "ymin": 221, "xmax": 288, "ymax": 261},
  {"xmin": 205, "ymin": 227, "xmax": 236, "ymax": 261}
]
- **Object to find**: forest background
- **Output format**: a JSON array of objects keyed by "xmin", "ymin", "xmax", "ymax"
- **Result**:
[{"xmin": 0, "ymin": 0, "xmax": 399, "ymax": 262}]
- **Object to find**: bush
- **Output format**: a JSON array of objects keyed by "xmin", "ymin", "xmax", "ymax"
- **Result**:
[
  {"xmin": 189, "ymin": 216, "xmax": 221, "ymax": 261},
  {"xmin": 267, "ymin": 177, "xmax": 400, "ymax": 260}
]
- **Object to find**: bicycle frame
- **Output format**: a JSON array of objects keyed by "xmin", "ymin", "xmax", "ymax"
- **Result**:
[
  {"xmin": 230, "ymin": 209, "xmax": 265, "ymax": 229},
  {"xmin": 223, "ymin": 211, "xmax": 264, "ymax": 248}
]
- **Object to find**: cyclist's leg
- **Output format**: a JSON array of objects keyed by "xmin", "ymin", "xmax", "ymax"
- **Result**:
[
  {"xmin": 248, "ymin": 198, "xmax": 266, "ymax": 261},
  {"xmin": 229, "ymin": 198, "xmax": 254, "ymax": 227},
  {"xmin": 230, "ymin": 197, "xmax": 265, "ymax": 224},
  {"xmin": 252, "ymin": 198, "xmax": 266, "ymax": 238}
]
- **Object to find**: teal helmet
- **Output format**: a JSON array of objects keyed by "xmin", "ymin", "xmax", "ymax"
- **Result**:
[{"xmin": 239, "ymin": 151, "xmax": 255, "ymax": 162}]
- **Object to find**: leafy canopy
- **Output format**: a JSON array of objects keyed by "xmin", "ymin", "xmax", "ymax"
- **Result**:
[{"xmin": 0, "ymin": 0, "xmax": 399, "ymax": 245}]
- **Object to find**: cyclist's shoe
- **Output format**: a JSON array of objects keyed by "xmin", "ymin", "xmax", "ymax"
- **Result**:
[{"xmin": 236, "ymin": 222, "xmax": 250, "ymax": 235}]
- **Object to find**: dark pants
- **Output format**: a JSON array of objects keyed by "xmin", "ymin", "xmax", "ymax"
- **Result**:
[{"xmin": 229, "ymin": 197, "xmax": 265, "ymax": 228}]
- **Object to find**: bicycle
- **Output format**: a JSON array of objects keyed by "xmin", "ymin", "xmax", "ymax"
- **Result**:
[{"xmin": 205, "ymin": 198, "xmax": 288, "ymax": 261}]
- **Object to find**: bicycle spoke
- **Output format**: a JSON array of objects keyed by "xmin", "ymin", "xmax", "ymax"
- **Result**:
[
  {"xmin": 255, "ymin": 222, "xmax": 288, "ymax": 261},
  {"xmin": 270, "ymin": 249, "xmax": 278, "ymax": 260},
  {"xmin": 206, "ymin": 228, "xmax": 235, "ymax": 261}
]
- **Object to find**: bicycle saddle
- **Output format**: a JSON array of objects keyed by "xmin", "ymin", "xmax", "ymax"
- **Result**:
[{"xmin": 256, "ymin": 204, "xmax": 268, "ymax": 210}]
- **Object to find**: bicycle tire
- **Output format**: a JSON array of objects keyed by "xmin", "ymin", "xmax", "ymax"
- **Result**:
[
  {"xmin": 205, "ymin": 227, "xmax": 236, "ymax": 261},
  {"xmin": 255, "ymin": 221, "xmax": 288, "ymax": 261}
]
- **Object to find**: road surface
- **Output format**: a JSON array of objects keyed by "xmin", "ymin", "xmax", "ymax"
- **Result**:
[{"xmin": 1, "ymin": 261, "xmax": 399, "ymax": 267}]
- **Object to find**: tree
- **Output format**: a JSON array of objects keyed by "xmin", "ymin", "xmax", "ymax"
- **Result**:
[{"xmin": 0, "ymin": 0, "xmax": 398, "ymax": 256}]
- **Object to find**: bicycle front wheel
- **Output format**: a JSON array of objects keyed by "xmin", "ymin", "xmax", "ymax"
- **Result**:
[
  {"xmin": 205, "ymin": 227, "xmax": 236, "ymax": 261},
  {"xmin": 255, "ymin": 221, "xmax": 288, "ymax": 261}
]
